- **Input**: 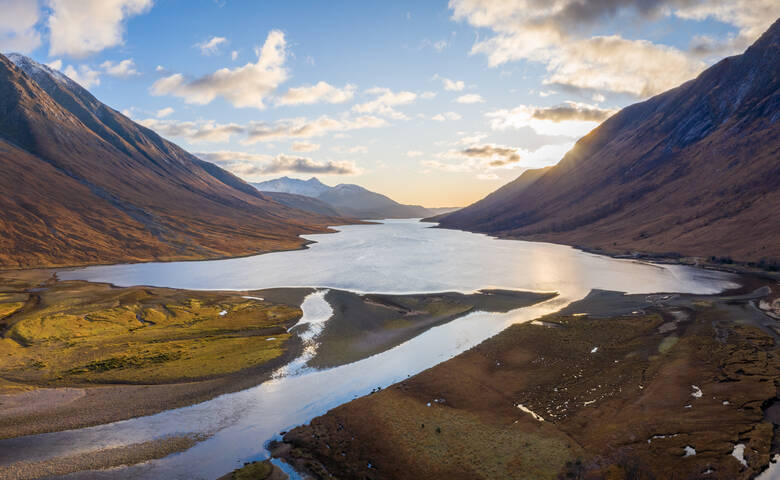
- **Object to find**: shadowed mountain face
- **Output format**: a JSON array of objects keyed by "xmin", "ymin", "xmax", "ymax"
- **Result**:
[
  {"xmin": 436, "ymin": 20, "xmax": 780, "ymax": 263},
  {"xmin": 0, "ymin": 54, "xmax": 343, "ymax": 269},
  {"xmin": 253, "ymin": 177, "xmax": 457, "ymax": 219}
]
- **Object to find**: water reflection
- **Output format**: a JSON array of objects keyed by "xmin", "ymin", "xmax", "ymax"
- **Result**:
[{"xmin": 0, "ymin": 220, "xmax": 737, "ymax": 479}]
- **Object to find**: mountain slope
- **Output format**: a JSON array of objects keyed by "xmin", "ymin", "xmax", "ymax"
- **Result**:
[
  {"xmin": 426, "ymin": 167, "xmax": 551, "ymax": 224},
  {"xmin": 0, "ymin": 53, "xmax": 344, "ymax": 269},
  {"xmin": 260, "ymin": 191, "xmax": 344, "ymax": 217},
  {"xmin": 436, "ymin": 20, "xmax": 780, "ymax": 263},
  {"xmin": 253, "ymin": 177, "xmax": 455, "ymax": 219}
]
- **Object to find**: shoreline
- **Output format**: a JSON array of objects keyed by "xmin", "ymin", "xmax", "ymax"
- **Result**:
[
  {"xmin": 423, "ymin": 220, "xmax": 780, "ymax": 282},
  {"xmin": 0, "ymin": 218, "xmax": 377, "ymax": 273},
  {"xmin": 0, "ymin": 275, "xmax": 554, "ymax": 443},
  {"xmin": 0, "ymin": 223, "xmax": 773, "ymax": 478},
  {"xmin": 273, "ymin": 275, "xmax": 780, "ymax": 479}
]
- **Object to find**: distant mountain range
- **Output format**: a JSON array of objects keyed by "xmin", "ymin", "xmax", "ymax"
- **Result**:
[
  {"xmin": 0, "ymin": 53, "xmax": 342, "ymax": 268},
  {"xmin": 434, "ymin": 19, "xmax": 780, "ymax": 264},
  {"xmin": 253, "ymin": 177, "xmax": 457, "ymax": 219}
]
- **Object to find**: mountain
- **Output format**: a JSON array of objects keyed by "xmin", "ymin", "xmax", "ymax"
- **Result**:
[
  {"xmin": 252, "ymin": 176, "xmax": 331, "ymax": 198},
  {"xmin": 435, "ymin": 20, "xmax": 780, "ymax": 264},
  {"xmin": 0, "ymin": 53, "xmax": 344, "ymax": 269},
  {"xmin": 252, "ymin": 177, "xmax": 457, "ymax": 219},
  {"xmin": 260, "ymin": 191, "xmax": 344, "ymax": 217},
  {"xmin": 425, "ymin": 166, "xmax": 552, "ymax": 224}
]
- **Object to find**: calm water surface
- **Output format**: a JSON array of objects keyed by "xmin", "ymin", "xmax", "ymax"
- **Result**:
[{"xmin": 1, "ymin": 220, "xmax": 736, "ymax": 479}]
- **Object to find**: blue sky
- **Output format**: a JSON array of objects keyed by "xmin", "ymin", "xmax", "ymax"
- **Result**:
[{"xmin": 2, "ymin": 0, "xmax": 778, "ymax": 206}]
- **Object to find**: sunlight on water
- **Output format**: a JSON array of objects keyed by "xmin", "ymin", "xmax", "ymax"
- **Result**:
[{"xmin": 1, "ymin": 220, "xmax": 736, "ymax": 479}]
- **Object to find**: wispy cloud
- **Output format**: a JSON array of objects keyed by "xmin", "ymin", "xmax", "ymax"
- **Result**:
[
  {"xmin": 195, "ymin": 36, "xmax": 227, "ymax": 55},
  {"xmin": 454, "ymin": 93, "xmax": 484, "ymax": 104},
  {"xmin": 353, "ymin": 87, "xmax": 418, "ymax": 119},
  {"xmin": 432, "ymin": 111, "xmax": 462, "ymax": 121},
  {"xmin": 139, "ymin": 113, "xmax": 388, "ymax": 145},
  {"xmin": 331, "ymin": 145, "xmax": 367, "ymax": 154},
  {"xmin": 197, "ymin": 151, "xmax": 359, "ymax": 176},
  {"xmin": 155, "ymin": 107, "xmax": 174, "ymax": 118},
  {"xmin": 290, "ymin": 141, "xmax": 320, "ymax": 152},
  {"xmin": 486, "ymin": 102, "xmax": 615, "ymax": 137},
  {"xmin": 425, "ymin": 142, "xmax": 572, "ymax": 176},
  {"xmin": 139, "ymin": 118, "xmax": 245, "ymax": 143},
  {"xmin": 243, "ymin": 115, "xmax": 387, "ymax": 144}
]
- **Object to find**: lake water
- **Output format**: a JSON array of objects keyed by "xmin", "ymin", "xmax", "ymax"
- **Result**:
[
  {"xmin": 1, "ymin": 220, "xmax": 737, "ymax": 479},
  {"xmin": 60, "ymin": 219, "xmax": 731, "ymax": 296}
]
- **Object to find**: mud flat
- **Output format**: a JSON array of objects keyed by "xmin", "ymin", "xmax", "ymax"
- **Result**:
[
  {"xmin": 310, "ymin": 289, "xmax": 556, "ymax": 368},
  {"xmin": 274, "ymin": 277, "xmax": 780, "ymax": 479}
]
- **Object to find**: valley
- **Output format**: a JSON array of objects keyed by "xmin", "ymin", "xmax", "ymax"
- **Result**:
[{"xmin": 0, "ymin": 5, "xmax": 777, "ymax": 480}]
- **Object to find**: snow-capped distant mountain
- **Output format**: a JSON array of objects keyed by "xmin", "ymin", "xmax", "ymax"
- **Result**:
[{"xmin": 253, "ymin": 177, "xmax": 457, "ymax": 220}]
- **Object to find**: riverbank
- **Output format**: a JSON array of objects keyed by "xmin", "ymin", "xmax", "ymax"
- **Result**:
[
  {"xmin": 0, "ymin": 268, "xmax": 554, "ymax": 447},
  {"xmin": 0, "ymin": 269, "xmax": 314, "ymax": 439},
  {"xmin": 425, "ymin": 219, "xmax": 780, "ymax": 281},
  {"xmin": 274, "ymin": 276, "xmax": 780, "ymax": 479}
]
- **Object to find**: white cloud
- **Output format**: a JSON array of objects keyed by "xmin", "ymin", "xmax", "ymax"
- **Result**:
[
  {"xmin": 486, "ymin": 102, "xmax": 616, "ymax": 137},
  {"xmin": 101, "ymin": 58, "xmax": 139, "ymax": 77},
  {"xmin": 405, "ymin": 150, "xmax": 424, "ymax": 157},
  {"xmin": 63, "ymin": 64, "xmax": 101, "ymax": 88},
  {"xmin": 432, "ymin": 111, "xmax": 462, "ymax": 121},
  {"xmin": 0, "ymin": 0, "xmax": 42, "ymax": 53},
  {"xmin": 353, "ymin": 87, "xmax": 417, "ymax": 119},
  {"xmin": 454, "ymin": 93, "xmax": 484, "ymax": 104},
  {"xmin": 278, "ymin": 81, "xmax": 356, "ymax": 106},
  {"xmin": 155, "ymin": 106, "xmax": 174, "ymax": 118},
  {"xmin": 195, "ymin": 36, "xmax": 227, "ymax": 55},
  {"xmin": 139, "ymin": 118, "xmax": 244, "ymax": 143},
  {"xmin": 231, "ymin": 50, "xmax": 238, "ymax": 60},
  {"xmin": 47, "ymin": 59, "xmax": 63, "ymax": 70},
  {"xmin": 435, "ymin": 74, "xmax": 465, "ymax": 91},
  {"xmin": 155, "ymin": 64, "xmax": 164, "ymax": 72},
  {"xmin": 291, "ymin": 141, "xmax": 320, "ymax": 152},
  {"xmin": 674, "ymin": 0, "xmax": 780, "ymax": 55},
  {"xmin": 197, "ymin": 151, "xmax": 359, "ymax": 176},
  {"xmin": 48, "ymin": 0, "xmax": 153, "ymax": 58},
  {"xmin": 545, "ymin": 36, "xmax": 705, "ymax": 97},
  {"xmin": 448, "ymin": 0, "xmax": 724, "ymax": 97},
  {"xmin": 151, "ymin": 29, "xmax": 288, "ymax": 110}
]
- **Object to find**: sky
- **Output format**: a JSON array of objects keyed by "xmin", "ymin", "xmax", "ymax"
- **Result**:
[{"xmin": 1, "ymin": 1, "xmax": 778, "ymax": 207}]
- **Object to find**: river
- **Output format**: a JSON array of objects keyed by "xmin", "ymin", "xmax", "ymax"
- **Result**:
[{"xmin": 0, "ymin": 220, "xmax": 737, "ymax": 479}]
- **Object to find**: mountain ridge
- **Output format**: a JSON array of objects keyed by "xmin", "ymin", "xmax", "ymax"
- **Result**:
[
  {"xmin": 434, "ymin": 19, "xmax": 780, "ymax": 263},
  {"xmin": 0, "ymin": 53, "xmax": 345, "ymax": 269}
]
